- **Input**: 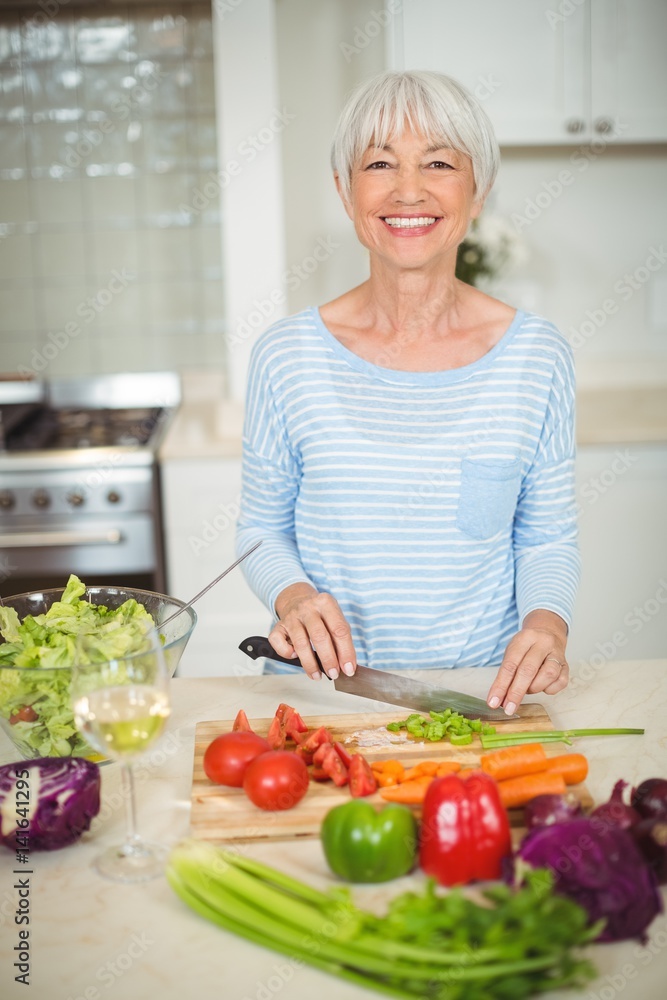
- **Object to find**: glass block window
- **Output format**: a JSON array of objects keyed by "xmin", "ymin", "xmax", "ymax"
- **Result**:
[{"xmin": 0, "ymin": 3, "xmax": 225, "ymax": 378}]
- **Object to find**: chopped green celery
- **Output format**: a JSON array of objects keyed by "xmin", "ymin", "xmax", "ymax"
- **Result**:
[
  {"xmin": 450, "ymin": 732, "xmax": 473, "ymax": 746},
  {"xmin": 386, "ymin": 722, "xmax": 402, "ymax": 732},
  {"xmin": 469, "ymin": 720, "xmax": 482, "ymax": 732}
]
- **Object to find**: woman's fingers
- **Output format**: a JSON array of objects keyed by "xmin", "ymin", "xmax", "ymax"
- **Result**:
[
  {"xmin": 272, "ymin": 591, "xmax": 357, "ymax": 680},
  {"xmin": 487, "ymin": 628, "xmax": 568, "ymax": 713}
]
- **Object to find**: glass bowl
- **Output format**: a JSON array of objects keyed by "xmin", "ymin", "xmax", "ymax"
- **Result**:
[{"xmin": 0, "ymin": 585, "xmax": 196, "ymax": 761}]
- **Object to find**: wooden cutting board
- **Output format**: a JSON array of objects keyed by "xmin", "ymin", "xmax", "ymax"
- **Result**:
[{"xmin": 190, "ymin": 705, "xmax": 594, "ymax": 842}]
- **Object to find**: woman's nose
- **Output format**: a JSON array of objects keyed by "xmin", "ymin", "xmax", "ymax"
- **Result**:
[{"xmin": 392, "ymin": 165, "xmax": 427, "ymax": 203}]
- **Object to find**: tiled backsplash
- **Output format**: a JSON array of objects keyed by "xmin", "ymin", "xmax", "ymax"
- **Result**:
[{"xmin": 0, "ymin": 3, "xmax": 225, "ymax": 379}]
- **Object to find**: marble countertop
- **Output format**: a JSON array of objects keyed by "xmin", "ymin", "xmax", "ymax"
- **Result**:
[
  {"xmin": 1, "ymin": 660, "xmax": 666, "ymax": 1000},
  {"xmin": 160, "ymin": 380, "xmax": 667, "ymax": 461}
]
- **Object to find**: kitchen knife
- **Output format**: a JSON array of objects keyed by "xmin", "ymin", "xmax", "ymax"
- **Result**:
[{"xmin": 238, "ymin": 636, "xmax": 517, "ymax": 721}]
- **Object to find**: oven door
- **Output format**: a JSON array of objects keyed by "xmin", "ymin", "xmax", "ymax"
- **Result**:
[{"xmin": 0, "ymin": 514, "xmax": 158, "ymax": 596}]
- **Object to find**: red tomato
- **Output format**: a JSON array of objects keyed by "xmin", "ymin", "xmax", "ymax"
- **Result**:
[
  {"xmin": 266, "ymin": 716, "xmax": 286, "ymax": 750},
  {"xmin": 232, "ymin": 709, "xmax": 252, "ymax": 732},
  {"xmin": 348, "ymin": 754, "xmax": 378, "ymax": 798},
  {"xmin": 302, "ymin": 726, "xmax": 333, "ymax": 753},
  {"xmin": 9, "ymin": 706, "xmax": 38, "ymax": 725},
  {"xmin": 203, "ymin": 731, "xmax": 270, "ymax": 787},
  {"xmin": 242, "ymin": 751, "xmax": 309, "ymax": 811}
]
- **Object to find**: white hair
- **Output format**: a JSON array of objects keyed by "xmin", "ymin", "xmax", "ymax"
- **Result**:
[{"xmin": 330, "ymin": 71, "xmax": 500, "ymax": 205}]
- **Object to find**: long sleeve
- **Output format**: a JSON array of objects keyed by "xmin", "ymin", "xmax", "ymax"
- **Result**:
[
  {"xmin": 235, "ymin": 334, "xmax": 314, "ymax": 615},
  {"xmin": 513, "ymin": 341, "xmax": 580, "ymax": 629}
]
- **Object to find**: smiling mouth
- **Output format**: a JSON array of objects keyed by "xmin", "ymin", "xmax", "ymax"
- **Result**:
[{"xmin": 382, "ymin": 216, "xmax": 439, "ymax": 229}]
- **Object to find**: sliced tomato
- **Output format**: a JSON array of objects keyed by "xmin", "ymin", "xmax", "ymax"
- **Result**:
[
  {"xmin": 334, "ymin": 741, "xmax": 353, "ymax": 768},
  {"xmin": 266, "ymin": 716, "xmax": 286, "ymax": 750},
  {"xmin": 302, "ymin": 726, "xmax": 333, "ymax": 753},
  {"xmin": 232, "ymin": 709, "xmax": 252, "ymax": 732},
  {"xmin": 295, "ymin": 746, "xmax": 314, "ymax": 765},
  {"xmin": 320, "ymin": 745, "xmax": 349, "ymax": 787},
  {"xmin": 291, "ymin": 730, "xmax": 310, "ymax": 746},
  {"xmin": 274, "ymin": 703, "xmax": 293, "ymax": 723},
  {"xmin": 284, "ymin": 710, "xmax": 308, "ymax": 738},
  {"xmin": 311, "ymin": 766, "xmax": 331, "ymax": 782},
  {"xmin": 348, "ymin": 753, "xmax": 378, "ymax": 798},
  {"xmin": 9, "ymin": 705, "xmax": 38, "ymax": 725}
]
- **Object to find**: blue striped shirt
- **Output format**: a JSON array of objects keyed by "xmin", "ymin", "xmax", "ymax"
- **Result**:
[{"xmin": 236, "ymin": 306, "xmax": 579, "ymax": 671}]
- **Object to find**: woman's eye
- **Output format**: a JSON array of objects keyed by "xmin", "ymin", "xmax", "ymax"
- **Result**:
[
  {"xmin": 366, "ymin": 160, "xmax": 391, "ymax": 169},
  {"xmin": 428, "ymin": 160, "xmax": 454, "ymax": 169}
]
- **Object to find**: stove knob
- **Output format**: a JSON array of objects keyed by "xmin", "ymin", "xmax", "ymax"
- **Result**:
[
  {"xmin": 32, "ymin": 489, "xmax": 51, "ymax": 509},
  {"xmin": 107, "ymin": 490, "xmax": 122, "ymax": 504},
  {"xmin": 67, "ymin": 491, "xmax": 85, "ymax": 507},
  {"xmin": 0, "ymin": 490, "xmax": 16, "ymax": 510}
]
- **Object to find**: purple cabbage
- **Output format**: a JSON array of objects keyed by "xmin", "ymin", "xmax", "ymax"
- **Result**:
[
  {"xmin": 516, "ymin": 818, "xmax": 663, "ymax": 943},
  {"xmin": 0, "ymin": 757, "xmax": 100, "ymax": 851}
]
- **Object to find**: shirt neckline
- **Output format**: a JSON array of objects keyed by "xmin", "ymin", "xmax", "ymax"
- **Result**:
[{"xmin": 309, "ymin": 305, "xmax": 527, "ymax": 386}]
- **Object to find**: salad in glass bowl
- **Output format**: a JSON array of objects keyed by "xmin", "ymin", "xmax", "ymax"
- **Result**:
[{"xmin": 0, "ymin": 574, "xmax": 196, "ymax": 760}]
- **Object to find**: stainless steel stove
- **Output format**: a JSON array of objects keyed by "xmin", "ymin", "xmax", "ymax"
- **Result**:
[{"xmin": 0, "ymin": 372, "xmax": 180, "ymax": 598}]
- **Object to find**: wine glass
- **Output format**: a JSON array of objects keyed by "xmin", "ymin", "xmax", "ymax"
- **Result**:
[{"xmin": 71, "ymin": 628, "xmax": 171, "ymax": 883}]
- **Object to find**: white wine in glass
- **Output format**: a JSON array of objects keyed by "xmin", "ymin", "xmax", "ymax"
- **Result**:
[{"xmin": 72, "ymin": 630, "xmax": 171, "ymax": 882}]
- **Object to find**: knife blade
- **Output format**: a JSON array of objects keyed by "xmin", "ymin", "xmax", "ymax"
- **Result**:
[{"xmin": 238, "ymin": 636, "xmax": 516, "ymax": 721}]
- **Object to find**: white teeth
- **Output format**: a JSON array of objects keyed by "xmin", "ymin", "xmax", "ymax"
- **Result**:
[{"xmin": 384, "ymin": 216, "xmax": 437, "ymax": 228}]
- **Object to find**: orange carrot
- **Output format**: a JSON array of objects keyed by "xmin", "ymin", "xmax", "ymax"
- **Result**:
[
  {"xmin": 480, "ymin": 743, "xmax": 548, "ymax": 782},
  {"xmin": 375, "ymin": 772, "xmax": 401, "ymax": 787},
  {"xmin": 435, "ymin": 762, "xmax": 463, "ymax": 777},
  {"xmin": 370, "ymin": 760, "xmax": 405, "ymax": 780},
  {"xmin": 457, "ymin": 767, "xmax": 484, "ymax": 779},
  {"xmin": 545, "ymin": 754, "xmax": 588, "ymax": 785},
  {"xmin": 380, "ymin": 781, "xmax": 430, "ymax": 804},
  {"xmin": 497, "ymin": 772, "xmax": 567, "ymax": 810},
  {"xmin": 403, "ymin": 761, "xmax": 441, "ymax": 780}
]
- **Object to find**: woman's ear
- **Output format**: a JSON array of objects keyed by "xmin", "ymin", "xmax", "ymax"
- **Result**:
[
  {"xmin": 470, "ymin": 195, "xmax": 486, "ymax": 221},
  {"xmin": 334, "ymin": 171, "xmax": 354, "ymax": 221}
]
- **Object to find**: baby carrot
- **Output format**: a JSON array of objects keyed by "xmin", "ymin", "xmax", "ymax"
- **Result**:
[
  {"xmin": 497, "ymin": 772, "xmax": 567, "ymax": 810},
  {"xmin": 380, "ymin": 781, "xmax": 430, "ymax": 804},
  {"xmin": 480, "ymin": 743, "xmax": 548, "ymax": 782},
  {"xmin": 375, "ymin": 772, "xmax": 401, "ymax": 787},
  {"xmin": 545, "ymin": 754, "xmax": 589, "ymax": 785},
  {"xmin": 403, "ymin": 761, "xmax": 441, "ymax": 780},
  {"xmin": 435, "ymin": 761, "xmax": 463, "ymax": 777}
]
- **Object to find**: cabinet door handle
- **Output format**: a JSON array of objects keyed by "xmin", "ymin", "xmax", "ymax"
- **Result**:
[
  {"xmin": 565, "ymin": 118, "xmax": 585, "ymax": 135},
  {"xmin": 594, "ymin": 117, "xmax": 614, "ymax": 135}
]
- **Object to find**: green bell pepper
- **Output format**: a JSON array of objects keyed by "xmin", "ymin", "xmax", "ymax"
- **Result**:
[{"xmin": 320, "ymin": 800, "xmax": 418, "ymax": 883}]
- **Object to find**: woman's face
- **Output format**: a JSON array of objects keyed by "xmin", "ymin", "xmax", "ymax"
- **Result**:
[{"xmin": 338, "ymin": 128, "xmax": 482, "ymax": 271}]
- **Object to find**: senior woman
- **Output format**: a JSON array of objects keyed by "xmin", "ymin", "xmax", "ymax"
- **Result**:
[{"xmin": 236, "ymin": 71, "xmax": 579, "ymax": 715}]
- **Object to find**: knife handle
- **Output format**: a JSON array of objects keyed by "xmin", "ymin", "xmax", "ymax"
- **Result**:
[{"xmin": 238, "ymin": 635, "xmax": 328, "ymax": 677}]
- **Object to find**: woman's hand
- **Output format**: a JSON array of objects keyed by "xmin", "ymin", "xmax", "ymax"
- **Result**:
[
  {"xmin": 486, "ymin": 609, "xmax": 569, "ymax": 715},
  {"xmin": 270, "ymin": 583, "xmax": 357, "ymax": 680}
]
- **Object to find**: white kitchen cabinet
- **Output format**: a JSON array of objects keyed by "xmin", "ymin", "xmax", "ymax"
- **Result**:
[
  {"xmin": 390, "ymin": 0, "xmax": 667, "ymax": 145},
  {"xmin": 161, "ymin": 457, "xmax": 271, "ymax": 678},
  {"xmin": 568, "ymin": 444, "xmax": 667, "ymax": 665}
]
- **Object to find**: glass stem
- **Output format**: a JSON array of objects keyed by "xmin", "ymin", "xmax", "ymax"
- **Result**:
[{"xmin": 120, "ymin": 762, "xmax": 141, "ymax": 850}]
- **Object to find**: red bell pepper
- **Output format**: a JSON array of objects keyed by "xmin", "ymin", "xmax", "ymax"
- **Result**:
[{"xmin": 419, "ymin": 772, "xmax": 511, "ymax": 886}]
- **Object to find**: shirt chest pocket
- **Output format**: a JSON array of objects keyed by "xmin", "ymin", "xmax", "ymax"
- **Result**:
[{"xmin": 456, "ymin": 457, "xmax": 522, "ymax": 540}]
